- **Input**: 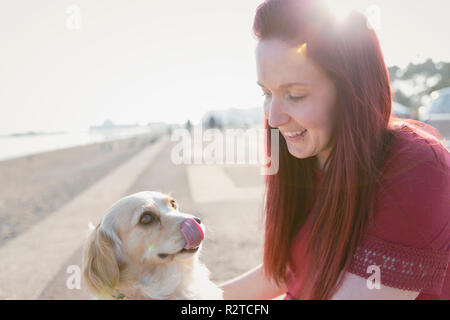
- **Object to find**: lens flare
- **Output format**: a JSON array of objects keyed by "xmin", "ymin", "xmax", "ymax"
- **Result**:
[{"xmin": 297, "ymin": 43, "xmax": 307, "ymax": 56}]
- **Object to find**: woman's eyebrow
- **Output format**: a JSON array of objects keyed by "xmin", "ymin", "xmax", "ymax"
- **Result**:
[{"xmin": 256, "ymin": 81, "xmax": 309, "ymax": 89}]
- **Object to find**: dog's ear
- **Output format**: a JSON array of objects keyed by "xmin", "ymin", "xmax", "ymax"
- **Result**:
[{"xmin": 82, "ymin": 225, "xmax": 121, "ymax": 299}]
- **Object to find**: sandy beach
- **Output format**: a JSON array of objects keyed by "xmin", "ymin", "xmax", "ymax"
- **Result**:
[{"xmin": 0, "ymin": 133, "xmax": 159, "ymax": 247}]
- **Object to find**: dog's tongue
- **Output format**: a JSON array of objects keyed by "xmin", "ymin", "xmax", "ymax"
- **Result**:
[{"xmin": 180, "ymin": 218, "xmax": 204, "ymax": 249}]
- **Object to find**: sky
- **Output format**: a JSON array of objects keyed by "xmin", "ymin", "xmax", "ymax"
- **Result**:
[{"xmin": 0, "ymin": 0, "xmax": 449, "ymax": 135}]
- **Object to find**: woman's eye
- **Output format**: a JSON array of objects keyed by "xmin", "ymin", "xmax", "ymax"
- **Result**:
[
  {"xmin": 289, "ymin": 95, "xmax": 307, "ymax": 102},
  {"xmin": 261, "ymin": 92, "xmax": 271, "ymax": 98},
  {"xmin": 139, "ymin": 214, "xmax": 153, "ymax": 224},
  {"xmin": 170, "ymin": 200, "xmax": 177, "ymax": 209}
]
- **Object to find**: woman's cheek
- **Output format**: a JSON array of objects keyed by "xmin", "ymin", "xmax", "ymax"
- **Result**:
[
  {"xmin": 308, "ymin": 101, "xmax": 332, "ymax": 128},
  {"xmin": 299, "ymin": 106, "xmax": 323, "ymax": 128}
]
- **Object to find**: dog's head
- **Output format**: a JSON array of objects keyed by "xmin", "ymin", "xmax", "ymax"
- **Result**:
[{"xmin": 82, "ymin": 191, "xmax": 205, "ymax": 299}]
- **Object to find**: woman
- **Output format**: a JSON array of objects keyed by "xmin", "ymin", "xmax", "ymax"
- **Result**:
[{"xmin": 219, "ymin": 0, "xmax": 450, "ymax": 300}]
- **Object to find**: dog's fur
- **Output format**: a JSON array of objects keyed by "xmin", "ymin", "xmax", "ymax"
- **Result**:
[{"xmin": 82, "ymin": 191, "xmax": 223, "ymax": 299}]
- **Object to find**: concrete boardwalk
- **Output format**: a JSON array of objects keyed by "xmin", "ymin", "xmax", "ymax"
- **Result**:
[{"xmin": 1, "ymin": 133, "xmax": 267, "ymax": 299}]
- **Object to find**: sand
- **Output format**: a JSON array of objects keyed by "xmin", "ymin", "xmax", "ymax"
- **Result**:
[{"xmin": 0, "ymin": 133, "xmax": 159, "ymax": 247}]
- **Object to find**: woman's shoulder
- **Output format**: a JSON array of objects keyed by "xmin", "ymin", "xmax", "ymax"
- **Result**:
[
  {"xmin": 369, "ymin": 123, "xmax": 450, "ymax": 251},
  {"xmin": 381, "ymin": 123, "xmax": 450, "ymax": 181}
]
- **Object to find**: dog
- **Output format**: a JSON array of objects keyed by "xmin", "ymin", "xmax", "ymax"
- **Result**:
[{"xmin": 82, "ymin": 191, "xmax": 223, "ymax": 300}]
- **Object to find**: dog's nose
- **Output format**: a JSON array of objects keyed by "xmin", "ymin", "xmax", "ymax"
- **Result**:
[
  {"xmin": 193, "ymin": 217, "xmax": 201, "ymax": 224},
  {"xmin": 180, "ymin": 217, "xmax": 204, "ymax": 249}
]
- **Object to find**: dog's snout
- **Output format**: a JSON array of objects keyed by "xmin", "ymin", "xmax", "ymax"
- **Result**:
[{"xmin": 193, "ymin": 217, "xmax": 201, "ymax": 224}]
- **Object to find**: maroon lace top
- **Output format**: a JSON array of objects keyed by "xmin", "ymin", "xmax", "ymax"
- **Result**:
[{"xmin": 284, "ymin": 127, "xmax": 450, "ymax": 299}]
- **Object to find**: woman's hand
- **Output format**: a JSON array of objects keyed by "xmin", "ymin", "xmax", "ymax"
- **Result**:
[{"xmin": 219, "ymin": 263, "xmax": 287, "ymax": 300}]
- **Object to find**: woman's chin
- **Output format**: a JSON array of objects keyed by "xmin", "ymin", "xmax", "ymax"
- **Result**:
[{"xmin": 286, "ymin": 143, "xmax": 310, "ymax": 159}]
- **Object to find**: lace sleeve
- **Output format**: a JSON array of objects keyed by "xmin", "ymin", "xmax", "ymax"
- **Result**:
[{"xmin": 348, "ymin": 234, "xmax": 449, "ymax": 294}]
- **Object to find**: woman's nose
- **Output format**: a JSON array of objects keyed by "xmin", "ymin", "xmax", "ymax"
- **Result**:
[{"xmin": 267, "ymin": 100, "xmax": 289, "ymax": 128}]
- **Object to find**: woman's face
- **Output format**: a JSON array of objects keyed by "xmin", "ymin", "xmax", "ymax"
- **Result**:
[{"xmin": 256, "ymin": 39, "xmax": 337, "ymax": 170}]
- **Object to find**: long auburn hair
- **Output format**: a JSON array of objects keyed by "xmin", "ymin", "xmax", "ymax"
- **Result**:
[{"xmin": 254, "ymin": 0, "xmax": 444, "ymax": 299}]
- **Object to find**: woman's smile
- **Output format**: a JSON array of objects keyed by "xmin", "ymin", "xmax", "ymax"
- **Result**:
[{"xmin": 282, "ymin": 129, "xmax": 308, "ymax": 142}]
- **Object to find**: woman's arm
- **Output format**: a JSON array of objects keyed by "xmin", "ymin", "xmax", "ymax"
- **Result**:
[
  {"xmin": 331, "ymin": 272, "xmax": 420, "ymax": 300},
  {"xmin": 218, "ymin": 263, "xmax": 287, "ymax": 300}
]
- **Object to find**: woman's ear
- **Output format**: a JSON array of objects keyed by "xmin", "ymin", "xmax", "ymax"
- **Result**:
[{"xmin": 82, "ymin": 225, "xmax": 120, "ymax": 299}]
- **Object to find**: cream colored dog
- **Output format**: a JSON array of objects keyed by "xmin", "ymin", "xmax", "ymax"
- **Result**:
[{"xmin": 82, "ymin": 191, "xmax": 223, "ymax": 300}]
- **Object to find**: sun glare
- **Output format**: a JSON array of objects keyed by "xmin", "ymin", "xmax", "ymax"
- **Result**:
[{"xmin": 323, "ymin": 0, "xmax": 356, "ymax": 22}]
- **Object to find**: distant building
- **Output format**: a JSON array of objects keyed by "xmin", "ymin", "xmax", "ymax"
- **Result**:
[{"xmin": 89, "ymin": 119, "xmax": 140, "ymax": 130}]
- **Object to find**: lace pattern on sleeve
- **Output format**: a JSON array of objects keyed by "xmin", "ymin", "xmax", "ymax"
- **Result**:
[{"xmin": 348, "ymin": 235, "xmax": 449, "ymax": 294}]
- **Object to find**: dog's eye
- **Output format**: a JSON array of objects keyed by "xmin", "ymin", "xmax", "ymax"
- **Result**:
[
  {"xmin": 169, "ymin": 199, "xmax": 177, "ymax": 209},
  {"xmin": 139, "ymin": 213, "xmax": 153, "ymax": 225}
]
